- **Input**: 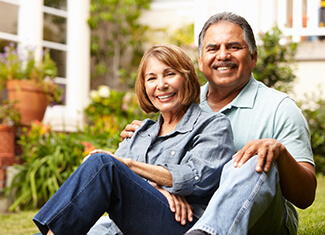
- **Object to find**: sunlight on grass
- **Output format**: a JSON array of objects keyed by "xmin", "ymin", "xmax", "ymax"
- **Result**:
[
  {"xmin": 0, "ymin": 176, "xmax": 324, "ymax": 234},
  {"xmin": 297, "ymin": 174, "xmax": 325, "ymax": 235},
  {"xmin": 0, "ymin": 210, "xmax": 39, "ymax": 235}
]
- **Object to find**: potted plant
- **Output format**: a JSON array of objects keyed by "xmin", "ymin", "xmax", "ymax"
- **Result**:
[
  {"xmin": 0, "ymin": 42, "xmax": 62, "ymax": 125},
  {"xmin": 0, "ymin": 99, "xmax": 20, "ymax": 158}
]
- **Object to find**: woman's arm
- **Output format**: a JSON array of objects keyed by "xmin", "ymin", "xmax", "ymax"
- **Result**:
[
  {"xmin": 85, "ymin": 149, "xmax": 173, "ymax": 186},
  {"xmin": 115, "ymin": 154, "xmax": 173, "ymax": 186}
]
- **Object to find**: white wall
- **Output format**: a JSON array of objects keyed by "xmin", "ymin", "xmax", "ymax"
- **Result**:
[{"xmin": 143, "ymin": 0, "xmax": 325, "ymax": 101}]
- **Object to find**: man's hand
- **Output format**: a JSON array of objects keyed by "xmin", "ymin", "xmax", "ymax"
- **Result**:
[
  {"xmin": 120, "ymin": 120, "xmax": 143, "ymax": 141},
  {"xmin": 233, "ymin": 139, "xmax": 286, "ymax": 172},
  {"xmin": 149, "ymin": 182, "xmax": 193, "ymax": 225}
]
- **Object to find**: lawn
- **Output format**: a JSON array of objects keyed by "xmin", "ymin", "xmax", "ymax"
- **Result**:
[{"xmin": 0, "ymin": 175, "xmax": 324, "ymax": 235}]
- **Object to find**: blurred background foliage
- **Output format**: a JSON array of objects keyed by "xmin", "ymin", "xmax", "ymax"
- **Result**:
[{"xmin": 5, "ymin": 0, "xmax": 325, "ymax": 211}]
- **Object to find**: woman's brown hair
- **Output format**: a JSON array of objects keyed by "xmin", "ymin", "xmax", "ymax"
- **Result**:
[{"xmin": 135, "ymin": 44, "xmax": 200, "ymax": 113}]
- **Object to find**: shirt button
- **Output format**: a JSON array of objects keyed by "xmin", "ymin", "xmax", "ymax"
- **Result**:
[
  {"xmin": 195, "ymin": 176, "xmax": 199, "ymax": 181},
  {"xmin": 171, "ymin": 151, "xmax": 175, "ymax": 156}
]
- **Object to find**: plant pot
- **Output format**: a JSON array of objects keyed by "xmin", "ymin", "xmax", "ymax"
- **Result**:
[
  {"xmin": 6, "ymin": 80, "xmax": 52, "ymax": 126},
  {"xmin": 0, "ymin": 124, "xmax": 15, "ymax": 158}
]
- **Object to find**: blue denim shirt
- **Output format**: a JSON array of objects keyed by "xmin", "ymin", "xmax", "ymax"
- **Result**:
[{"xmin": 115, "ymin": 103, "xmax": 234, "ymax": 218}]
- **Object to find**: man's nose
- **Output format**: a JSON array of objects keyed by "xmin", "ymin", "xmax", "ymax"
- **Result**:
[{"xmin": 217, "ymin": 46, "xmax": 231, "ymax": 60}]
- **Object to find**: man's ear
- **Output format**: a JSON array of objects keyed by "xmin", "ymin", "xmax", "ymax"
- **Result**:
[
  {"xmin": 198, "ymin": 56, "xmax": 204, "ymax": 72},
  {"xmin": 251, "ymin": 51, "xmax": 258, "ymax": 68}
]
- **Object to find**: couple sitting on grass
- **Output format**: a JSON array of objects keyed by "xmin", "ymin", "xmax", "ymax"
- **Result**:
[{"xmin": 33, "ymin": 12, "xmax": 316, "ymax": 235}]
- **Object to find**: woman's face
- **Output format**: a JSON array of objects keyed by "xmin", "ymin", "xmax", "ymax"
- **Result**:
[{"xmin": 144, "ymin": 57, "xmax": 186, "ymax": 117}]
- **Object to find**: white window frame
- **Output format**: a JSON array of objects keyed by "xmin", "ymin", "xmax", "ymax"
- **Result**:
[{"xmin": 0, "ymin": 0, "xmax": 90, "ymax": 132}]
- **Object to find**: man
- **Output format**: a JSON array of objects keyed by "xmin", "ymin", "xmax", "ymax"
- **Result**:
[{"xmin": 122, "ymin": 12, "xmax": 316, "ymax": 234}]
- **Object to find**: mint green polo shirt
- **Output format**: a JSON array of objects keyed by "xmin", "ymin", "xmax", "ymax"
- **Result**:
[
  {"xmin": 200, "ymin": 75, "xmax": 314, "ymax": 166},
  {"xmin": 200, "ymin": 75, "xmax": 314, "ymax": 234}
]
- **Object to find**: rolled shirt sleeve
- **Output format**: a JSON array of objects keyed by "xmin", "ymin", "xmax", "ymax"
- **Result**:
[
  {"xmin": 115, "ymin": 104, "xmax": 235, "ymax": 208},
  {"xmin": 160, "ymin": 114, "xmax": 234, "ymax": 197}
]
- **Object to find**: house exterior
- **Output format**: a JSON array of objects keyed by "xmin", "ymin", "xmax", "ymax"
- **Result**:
[
  {"xmin": 0, "ymin": 0, "xmax": 90, "ymax": 132},
  {"xmin": 0, "ymin": 0, "xmax": 324, "ymax": 132},
  {"xmin": 143, "ymin": 0, "xmax": 325, "ymax": 102}
]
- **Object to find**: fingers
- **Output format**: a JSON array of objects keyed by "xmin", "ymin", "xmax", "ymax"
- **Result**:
[
  {"xmin": 89, "ymin": 149, "xmax": 112, "ymax": 155},
  {"xmin": 82, "ymin": 154, "xmax": 90, "ymax": 163},
  {"xmin": 173, "ymin": 194, "xmax": 193, "ymax": 225},
  {"xmin": 149, "ymin": 183, "xmax": 176, "ymax": 212},
  {"xmin": 83, "ymin": 149, "xmax": 112, "ymax": 163},
  {"xmin": 149, "ymin": 183, "xmax": 193, "ymax": 225},
  {"xmin": 120, "ymin": 120, "xmax": 143, "ymax": 141},
  {"xmin": 233, "ymin": 139, "xmax": 284, "ymax": 172}
]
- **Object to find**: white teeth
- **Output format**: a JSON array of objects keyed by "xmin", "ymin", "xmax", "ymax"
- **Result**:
[
  {"xmin": 158, "ymin": 94, "xmax": 174, "ymax": 99},
  {"xmin": 217, "ymin": 67, "xmax": 231, "ymax": 71}
]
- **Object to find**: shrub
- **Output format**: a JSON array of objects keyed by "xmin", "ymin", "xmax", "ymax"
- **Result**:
[
  {"xmin": 253, "ymin": 25, "xmax": 297, "ymax": 92},
  {"xmin": 6, "ymin": 121, "xmax": 86, "ymax": 211},
  {"xmin": 6, "ymin": 85, "xmax": 159, "ymax": 210},
  {"xmin": 84, "ymin": 85, "xmax": 158, "ymax": 151},
  {"xmin": 300, "ymin": 94, "xmax": 325, "ymax": 174}
]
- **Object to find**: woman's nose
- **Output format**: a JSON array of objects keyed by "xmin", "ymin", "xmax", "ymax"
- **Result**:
[{"xmin": 157, "ymin": 78, "xmax": 168, "ymax": 90}]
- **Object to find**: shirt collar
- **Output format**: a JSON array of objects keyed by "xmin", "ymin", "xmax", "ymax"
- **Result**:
[
  {"xmin": 157, "ymin": 103, "xmax": 201, "ymax": 135},
  {"xmin": 201, "ymin": 74, "xmax": 258, "ymax": 113},
  {"xmin": 223, "ymin": 74, "xmax": 258, "ymax": 110}
]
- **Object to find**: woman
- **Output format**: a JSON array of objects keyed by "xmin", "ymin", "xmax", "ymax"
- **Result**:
[{"xmin": 33, "ymin": 44, "xmax": 234, "ymax": 235}]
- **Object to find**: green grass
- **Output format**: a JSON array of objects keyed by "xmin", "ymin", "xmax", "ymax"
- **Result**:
[
  {"xmin": 297, "ymin": 174, "xmax": 325, "ymax": 235},
  {"xmin": 0, "ymin": 210, "xmax": 39, "ymax": 235},
  {"xmin": 0, "ymin": 176, "xmax": 324, "ymax": 235}
]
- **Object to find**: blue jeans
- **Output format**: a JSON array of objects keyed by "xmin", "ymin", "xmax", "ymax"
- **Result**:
[
  {"xmin": 188, "ymin": 156, "xmax": 296, "ymax": 235},
  {"xmin": 33, "ymin": 153, "xmax": 196, "ymax": 235}
]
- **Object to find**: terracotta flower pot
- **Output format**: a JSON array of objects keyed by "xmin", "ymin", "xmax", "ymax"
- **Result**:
[
  {"xmin": 0, "ymin": 124, "xmax": 15, "ymax": 158},
  {"xmin": 6, "ymin": 80, "xmax": 53, "ymax": 126}
]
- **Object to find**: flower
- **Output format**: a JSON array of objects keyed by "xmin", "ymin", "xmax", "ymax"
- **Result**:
[
  {"xmin": 81, "ymin": 141, "xmax": 96, "ymax": 155},
  {"xmin": 97, "ymin": 85, "xmax": 110, "ymax": 98},
  {"xmin": 0, "ymin": 43, "xmax": 62, "ymax": 104},
  {"xmin": 90, "ymin": 90, "xmax": 100, "ymax": 102}
]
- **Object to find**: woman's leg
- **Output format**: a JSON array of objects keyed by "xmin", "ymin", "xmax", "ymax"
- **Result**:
[{"xmin": 33, "ymin": 153, "xmax": 195, "ymax": 235}]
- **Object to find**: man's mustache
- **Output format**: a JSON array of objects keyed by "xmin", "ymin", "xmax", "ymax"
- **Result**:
[{"xmin": 212, "ymin": 61, "xmax": 237, "ymax": 69}]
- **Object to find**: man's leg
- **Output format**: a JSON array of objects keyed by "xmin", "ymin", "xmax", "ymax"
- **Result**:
[
  {"xmin": 87, "ymin": 216, "xmax": 123, "ymax": 235},
  {"xmin": 33, "ymin": 153, "xmax": 196, "ymax": 235},
  {"xmin": 186, "ymin": 156, "xmax": 290, "ymax": 235}
]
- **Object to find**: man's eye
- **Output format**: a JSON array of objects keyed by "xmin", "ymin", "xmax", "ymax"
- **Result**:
[{"xmin": 229, "ymin": 46, "xmax": 241, "ymax": 51}]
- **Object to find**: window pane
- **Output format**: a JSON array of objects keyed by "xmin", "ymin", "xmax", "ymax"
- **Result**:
[
  {"xmin": 0, "ymin": 39, "xmax": 14, "ymax": 52},
  {"xmin": 44, "ymin": 0, "xmax": 67, "ymax": 11},
  {"xmin": 45, "ymin": 48, "xmax": 67, "ymax": 78},
  {"xmin": 43, "ymin": 13, "xmax": 67, "ymax": 44},
  {"xmin": 0, "ymin": 2, "xmax": 18, "ymax": 34},
  {"xmin": 56, "ymin": 83, "xmax": 66, "ymax": 105}
]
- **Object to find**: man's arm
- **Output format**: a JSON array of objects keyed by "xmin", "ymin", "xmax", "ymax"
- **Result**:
[{"xmin": 233, "ymin": 139, "xmax": 317, "ymax": 209}]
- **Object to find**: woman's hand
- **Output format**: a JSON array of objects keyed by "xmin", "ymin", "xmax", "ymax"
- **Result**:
[
  {"xmin": 83, "ymin": 149, "xmax": 132, "ymax": 167},
  {"xmin": 149, "ymin": 182, "xmax": 193, "ymax": 225},
  {"xmin": 83, "ymin": 149, "xmax": 113, "ymax": 162}
]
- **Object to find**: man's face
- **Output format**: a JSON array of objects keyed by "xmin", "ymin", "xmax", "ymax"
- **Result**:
[{"xmin": 198, "ymin": 21, "xmax": 257, "ymax": 92}]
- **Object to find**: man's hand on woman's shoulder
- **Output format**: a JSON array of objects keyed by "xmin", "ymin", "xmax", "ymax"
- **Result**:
[{"xmin": 120, "ymin": 120, "xmax": 143, "ymax": 141}]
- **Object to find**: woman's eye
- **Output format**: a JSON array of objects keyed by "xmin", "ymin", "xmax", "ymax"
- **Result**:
[{"xmin": 146, "ymin": 77, "xmax": 155, "ymax": 81}]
